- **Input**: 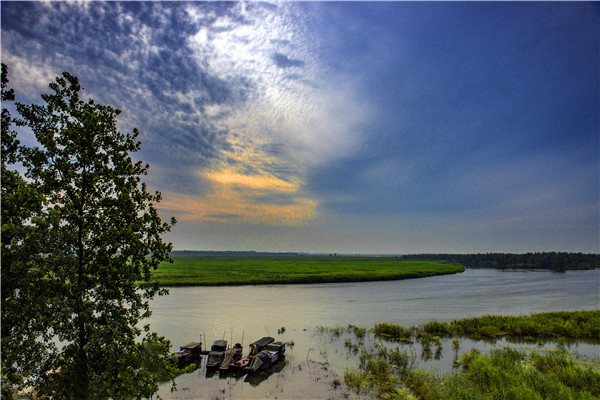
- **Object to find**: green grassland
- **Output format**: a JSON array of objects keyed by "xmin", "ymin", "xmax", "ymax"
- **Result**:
[{"xmin": 148, "ymin": 255, "xmax": 464, "ymax": 286}]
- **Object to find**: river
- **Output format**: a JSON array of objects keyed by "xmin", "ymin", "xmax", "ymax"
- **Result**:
[{"xmin": 149, "ymin": 268, "xmax": 599, "ymax": 399}]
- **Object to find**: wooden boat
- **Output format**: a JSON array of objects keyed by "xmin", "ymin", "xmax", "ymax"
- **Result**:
[
  {"xmin": 168, "ymin": 342, "xmax": 202, "ymax": 367},
  {"xmin": 247, "ymin": 341, "xmax": 285, "ymax": 372},
  {"xmin": 219, "ymin": 343, "xmax": 243, "ymax": 372},
  {"xmin": 232, "ymin": 336, "xmax": 274, "ymax": 371},
  {"xmin": 206, "ymin": 340, "xmax": 228, "ymax": 369}
]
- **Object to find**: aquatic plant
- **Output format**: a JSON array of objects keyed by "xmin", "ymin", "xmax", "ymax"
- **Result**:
[
  {"xmin": 421, "ymin": 320, "xmax": 450, "ymax": 336},
  {"xmin": 372, "ymin": 311, "xmax": 600, "ymax": 343},
  {"xmin": 345, "ymin": 339, "xmax": 360, "ymax": 355},
  {"xmin": 348, "ymin": 324, "xmax": 367, "ymax": 338},
  {"xmin": 346, "ymin": 346, "xmax": 600, "ymax": 400},
  {"xmin": 374, "ymin": 323, "xmax": 415, "ymax": 343},
  {"xmin": 343, "ymin": 311, "xmax": 600, "ymax": 399},
  {"xmin": 448, "ymin": 310, "xmax": 600, "ymax": 339}
]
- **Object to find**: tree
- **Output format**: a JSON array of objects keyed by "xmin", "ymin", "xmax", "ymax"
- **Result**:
[
  {"xmin": 1, "ymin": 63, "xmax": 54, "ymax": 397},
  {"xmin": 1, "ymin": 68, "xmax": 179, "ymax": 399}
]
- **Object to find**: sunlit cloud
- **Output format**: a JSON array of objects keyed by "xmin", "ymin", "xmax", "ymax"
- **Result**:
[
  {"xmin": 159, "ymin": 186, "xmax": 317, "ymax": 226},
  {"xmin": 205, "ymin": 169, "xmax": 298, "ymax": 192}
]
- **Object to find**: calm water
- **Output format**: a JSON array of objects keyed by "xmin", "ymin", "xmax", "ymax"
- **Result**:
[{"xmin": 149, "ymin": 268, "xmax": 599, "ymax": 399}]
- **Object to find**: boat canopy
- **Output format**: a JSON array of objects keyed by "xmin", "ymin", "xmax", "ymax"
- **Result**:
[
  {"xmin": 249, "ymin": 351, "xmax": 271, "ymax": 371},
  {"xmin": 250, "ymin": 337, "xmax": 274, "ymax": 347},
  {"xmin": 265, "ymin": 342, "xmax": 285, "ymax": 353},
  {"xmin": 249, "ymin": 336, "xmax": 274, "ymax": 355},
  {"xmin": 211, "ymin": 340, "xmax": 227, "ymax": 350},
  {"xmin": 180, "ymin": 342, "xmax": 201, "ymax": 350}
]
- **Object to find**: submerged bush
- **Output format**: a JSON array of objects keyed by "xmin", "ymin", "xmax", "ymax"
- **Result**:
[
  {"xmin": 421, "ymin": 321, "xmax": 449, "ymax": 336},
  {"xmin": 374, "ymin": 323, "xmax": 415, "ymax": 343},
  {"xmin": 348, "ymin": 324, "xmax": 368, "ymax": 338}
]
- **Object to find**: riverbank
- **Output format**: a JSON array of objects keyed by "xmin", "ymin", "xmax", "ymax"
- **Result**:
[{"xmin": 148, "ymin": 255, "xmax": 464, "ymax": 286}]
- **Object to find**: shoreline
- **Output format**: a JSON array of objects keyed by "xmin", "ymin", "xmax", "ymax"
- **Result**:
[{"xmin": 153, "ymin": 268, "xmax": 464, "ymax": 287}]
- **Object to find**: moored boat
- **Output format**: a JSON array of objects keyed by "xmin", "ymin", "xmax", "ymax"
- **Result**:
[
  {"xmin": 168, "ymin": 342, "xmax": 202, "ymax": 367},
  {"xmin": 247, "ymin": 341, "xmax": 285, "ymax": 372},
  {"xmin": 233, "ymin": 336, "xmax": 274, "ymax": 371},
  {"xmin": 219, "ymin": 343, "xmax": 243, "ymax": 372},
  {"xmin": 206, "ymin": 340, "xmax": 228, "ymax": 369}
]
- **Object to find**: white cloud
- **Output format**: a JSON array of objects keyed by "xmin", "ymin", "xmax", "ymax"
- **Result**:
[
  {"xmin": 185, "ymin": 2, "xmax": 369, "ymax": 178},
  {"xmin": 1, "ymin": 53, "xmax": 57, "ymax": 99}
]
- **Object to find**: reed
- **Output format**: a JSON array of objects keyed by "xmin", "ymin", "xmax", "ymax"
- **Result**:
[
  {"xmin": 345, "ymin": 346, "xmax": 600, "ymax": 400},
  {"xmin": 373, "ymin": 310, "xmax": 600, "ymax": 342},
  {"xmin": 345, "ymin": 311, "xmax": 600, "ymax": 399}
]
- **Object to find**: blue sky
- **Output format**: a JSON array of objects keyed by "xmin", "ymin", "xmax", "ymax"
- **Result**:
[{"xmin": 2, "ymin": 1, "xmax": 598, "ymax": 254}]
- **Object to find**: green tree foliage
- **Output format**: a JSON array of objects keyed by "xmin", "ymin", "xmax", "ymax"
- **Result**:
[
  {"xmin": 403, "ymin": 252, "xmax": 600, "ymax": 270},
  {"xmin": 1, "ymin": 63, "xmax": 52, "ymax": 396},
  {"xmin": 1, "ymin": 66, "xmax": 179, "ymax": 399}
]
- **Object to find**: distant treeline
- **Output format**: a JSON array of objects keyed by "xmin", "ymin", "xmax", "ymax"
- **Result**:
[
  {"xmin": 402, "ymin": 252, "xmax": 600, "ymax": 270},
  {"xmin": 172, "ymin": 250, "xmax": 301, "ymax": 257}
]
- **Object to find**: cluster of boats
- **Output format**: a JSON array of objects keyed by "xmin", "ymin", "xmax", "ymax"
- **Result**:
[{"xmin": 169, "ymin": 336, "xmax": 286, "ymax": 374}]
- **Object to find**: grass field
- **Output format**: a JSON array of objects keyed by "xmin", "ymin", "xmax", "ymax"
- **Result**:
[{"xmin": 148, "ymin": 255, "xmax": 464, "ymax": 286}]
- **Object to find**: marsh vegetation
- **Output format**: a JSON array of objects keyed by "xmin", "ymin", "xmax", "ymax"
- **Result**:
[
  {"xmin": 373, "ymin": 310, "xmax": 600, "ymax": 341},
  {"xmin": 344, "ymin": 311, "xmax": 600, "ymax": 400},
  {"xmin": 148, "ymin": 255, "xmax": 464, "ymax": 286},
  {"xmin": 345, "ymin": 345, "xmax": 600, "ymax": 400}
]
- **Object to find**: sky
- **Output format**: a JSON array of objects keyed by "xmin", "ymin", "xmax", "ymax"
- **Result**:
[{"xmin": 1, "ymin": 1, "xmax": 598, "ymax": 254}]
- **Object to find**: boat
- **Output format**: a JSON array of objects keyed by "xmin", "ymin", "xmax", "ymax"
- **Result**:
[
  {"xmin": 233, "ymin": 337, "xmax": 274, "ymax": 371},
  {"xmin": 247, "ymin": 341, "xmax": 285, "ymax": 372},
  {"xmin": 219, "ymin": 343, "xmax": 243, "ymax": 372},
  {"xmin": 168, "ymin": 342, "xmax": 202, "ymax": 367},
  {"xmin": 206, "ymin": 340, "xmax": 228, "ymax": 369}
]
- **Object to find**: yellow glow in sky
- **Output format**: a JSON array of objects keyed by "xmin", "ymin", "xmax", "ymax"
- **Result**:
[
  {"xmin": 159, "ymin": 188, "xmax": 316, "ymax": 226},
  {"xmin": 204, "ymin": 170, "xmax": 298, "ymax": 192}
]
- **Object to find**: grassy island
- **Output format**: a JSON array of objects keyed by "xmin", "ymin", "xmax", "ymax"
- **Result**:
[
  {"xmin": 374, "ymin": 310, "xmax": 600, "ymax": 341},
  {"xmin": 149, "ymin": 255, "xmax": 464, "ymax": 286}
]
